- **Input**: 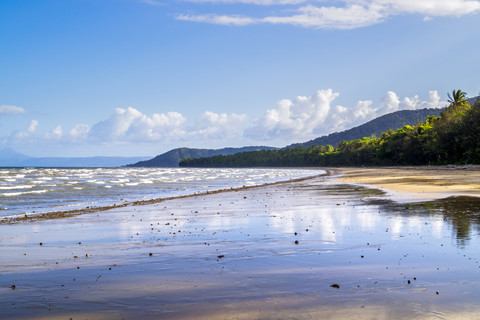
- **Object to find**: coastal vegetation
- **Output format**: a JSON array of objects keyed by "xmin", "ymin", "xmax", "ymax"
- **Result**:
[{"xmin": 180, "ymin": 91, "xmax": 480, "ymax": 167}]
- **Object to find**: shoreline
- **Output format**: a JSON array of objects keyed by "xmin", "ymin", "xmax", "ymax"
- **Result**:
[
  {"xmin": 5, "ymin": 165, "xmax": 480, "ymax": 224},
  {"xmin": 2, "ymin": 171, "xmax": 330, "ymax": 224}
]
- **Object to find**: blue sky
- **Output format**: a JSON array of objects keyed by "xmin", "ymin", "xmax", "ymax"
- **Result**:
[{"xmin": 1, "ymin": 0, "xmax": 479, "ymax": 157}]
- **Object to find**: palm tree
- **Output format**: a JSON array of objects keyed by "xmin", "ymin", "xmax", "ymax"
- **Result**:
[{"xmin": 447, "ymin": 89, "xmax": 469, "ymax": 108}]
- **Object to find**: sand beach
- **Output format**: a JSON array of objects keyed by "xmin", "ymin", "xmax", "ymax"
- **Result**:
[
  {"xmin": 337, "ymin": 165, "xmax": 480, "ymax": 201},
  {"xmin": 1, "ymin": 167, "xmax": 480, "ymax": 319}
]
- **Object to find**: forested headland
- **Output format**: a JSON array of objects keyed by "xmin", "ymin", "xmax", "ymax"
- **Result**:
[{"xmin": 180, "ymin": 90, "xmax": 480, "ymax": 167}]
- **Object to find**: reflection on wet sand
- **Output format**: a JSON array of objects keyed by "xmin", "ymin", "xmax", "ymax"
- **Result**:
[
  {"xmin": 1, "ymin": 174, "xmax": 480, "ymax": 319},
  {"xmin": 367, "ymin": 194, "xmax": 480, "ymax": 247}
]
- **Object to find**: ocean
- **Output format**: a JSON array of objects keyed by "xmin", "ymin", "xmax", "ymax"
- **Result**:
[{"xmin": 0, "ymin": 167, "xmax": 322, "ymax": 219}]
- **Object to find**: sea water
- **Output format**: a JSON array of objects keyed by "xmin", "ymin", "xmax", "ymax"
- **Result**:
[{"xmin": 0, "ymin": 167, "xmax": 322, "ymax": 219}]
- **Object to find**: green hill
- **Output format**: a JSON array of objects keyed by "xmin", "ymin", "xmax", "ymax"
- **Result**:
[{"xmin": 127, "ymin": 146, "xmax": 278, "ymax": 167}]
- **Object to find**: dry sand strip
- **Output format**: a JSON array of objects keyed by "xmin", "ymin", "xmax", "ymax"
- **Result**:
[{"xmin": 335, "ymin": 165, "xmax": 480, "ymax": 201}]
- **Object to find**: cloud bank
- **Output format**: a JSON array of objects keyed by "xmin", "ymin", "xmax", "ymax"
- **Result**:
[
  {"xmin": 3, "ymin": 89, "xmax": 447, "ymax": 154},
  {"xmin": 176, "ymin": 0, "xmax": 480, "ymax": 29},
  {"xmin": 244, "ymin": 89, "xmax": 446, "ymax": 141},
  {"xmin": 27, "ymin": 108, "xmax": 247, "ymax": 145}
]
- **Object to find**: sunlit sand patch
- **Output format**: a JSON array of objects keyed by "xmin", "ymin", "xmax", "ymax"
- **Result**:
[{"xmin": 336, "ymin": 166, "xmax": 480, "ymax": 201}]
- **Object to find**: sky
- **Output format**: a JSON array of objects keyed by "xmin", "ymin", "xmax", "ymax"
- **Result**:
[{"xmin": 0, "ymin": 0, "xmax": 479, "ymax": 157}]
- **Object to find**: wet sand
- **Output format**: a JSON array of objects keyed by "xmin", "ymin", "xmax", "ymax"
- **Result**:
[{"xmin": 1, "ymin": 168, "xmax": 480, "ymax": 319}]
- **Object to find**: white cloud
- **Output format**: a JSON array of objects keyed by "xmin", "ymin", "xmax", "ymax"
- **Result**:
[
  {"xmin": 36, "ymin": 123, "xmax": 90, "ymax": 142},
  {"xmin": 70, "ymin": 124, "xmax": 91, "ymax": 141},
  {"xmin": 181, "ymin": 0, "xmax": 305, "ymax": 4},
  {"xmin": 176, "ymin": 0, "xmax": 480, "ymax": 29},
  {"xmin": 192, "ymin": 111, "xmax": 247, "ymax": 139},
  {"xmin": 426, "ymin": 90, "xmax": 443, "ymax": 108},
  {"xmin": 353, "ymin": 100, "xmax": 376, "ymax": 121},
  {"xmin": 324, "ymin": 104, "xmax": 349, "ymax": 132},
  {"xmin": 263, "ymin": 4, "xmax": 385, "ymax": 29},
  {"xmin": 28, "ymin": 120, "xmax": 38, "ymax": 133},
  {"xmin": 398, "ymin": 91, "xmax": 445, "ymax": 110},
  {"xmin": 45, "ymin": 125, "xmax": 63, "ymax": 140},
  {"xmin": 378, "ymin": 0, "xmax": 480, "ymax": 16},
  {"xmin": 83, "ymin": 107, "xmax": 247, "ymax": 144},
  {"xmin": 6, "ymin": 120, "xmax": 39, "ymax": 144},
  {"xmin": 3, "ymin": 106, "xmax": 248, "ymax": 149},
  {"xmin": 378, "ymin": 91, "xmax": 400, "ymax": 114},
  {"xmin": 176, "ymin": 14, "xmax": 258, "ymax": 26},
  {"xmin": 88, "ymin": 107, "xmax": 187, "ymax": 142},
  {"xmin": 125, "ymin": 111, "xmax": 187, "ymax": 141},
  {"xmin": 245, "ymin": 89, "xmax": 340, "ymax": 140},
  {"xmin": 245, "ymin": 89, "xmax": 447, "ymax": 142},
  {"xmin": 0, "ymin": 105, "xmax": 26, "ymax": 115},
  {"xmin": 400, "ymin": 95, "xmax": 422, "ymax": 110},
  {"xmin": 141, "ymin": 0, "xmax": 166, "ymax": 6}
]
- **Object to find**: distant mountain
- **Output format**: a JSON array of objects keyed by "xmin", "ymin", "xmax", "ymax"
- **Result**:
[
  {"xmin": 468, "ymin": 96, "xmax": 479, "ymax": 104},
  {"xmin": 0, "ymin": 150, "xmax": 149, "ymax": 167},
  {"xmin": 287, "ymin": 108, "xmax": 444, "ymax": 149},
  {"xmin": 0, "ymin": 148, "xmax": 32, "ymax": 166},
  {"xmin": 18, "ymin": 156, "xmax": 150, "ymax": 168},
  {"xmin": 127, "ymin": 146, "xmax": 278, "ymax": 167}
]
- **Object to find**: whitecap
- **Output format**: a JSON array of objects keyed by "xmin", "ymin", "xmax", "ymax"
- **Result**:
[
  {"xmin": 110, "ymin": 179, "xmax": 129, "ymax": 184},
  {"xmin": 0, "ymin": 185, "xmax": 33, "ymax": 190},
  {"xmin": 0, "ymin": 189, "xmax": 49, "ymax": 197}
]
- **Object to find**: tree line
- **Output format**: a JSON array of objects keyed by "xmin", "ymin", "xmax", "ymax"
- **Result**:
[{"xmin": 180, "ymin": 90, "xmax": 480, "ymax": 167}]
